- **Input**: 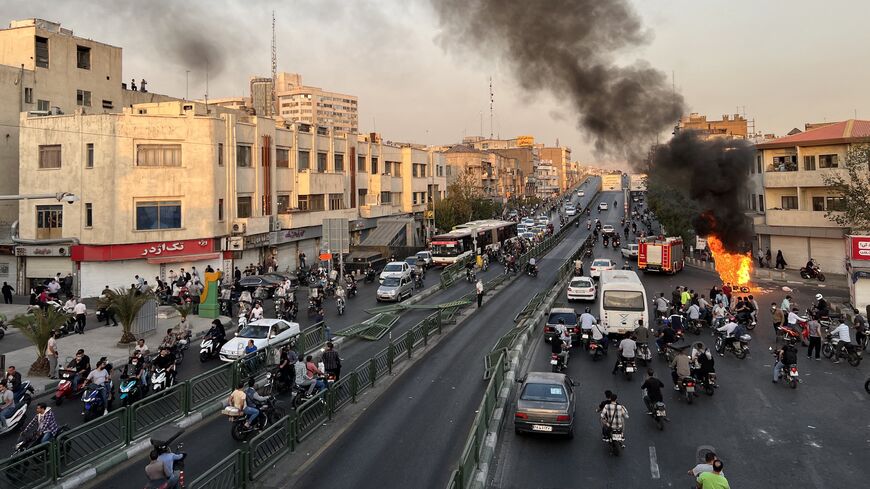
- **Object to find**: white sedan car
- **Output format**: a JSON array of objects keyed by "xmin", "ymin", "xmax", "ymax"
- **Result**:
[
  {"xmin": 219, "ymin": 319, "xmax": 300, "ymax": 362},
  {"xmin": 589, "ymin": 258, "xmax": 616, "ymax": 279},
  {"xmin": 602, "ymin": 224, "xmax": 615, "ymax": 235},
  {"xmin": 565, "ymin": 206, "xmax": 577, "ymax": 216},
  {"xmin": 567, "ymin": 276, "xmax": 596, "ymax": 301},
  {"xmin": 598, "ymin": 202, "xmax": 609, "ymax": 211}
]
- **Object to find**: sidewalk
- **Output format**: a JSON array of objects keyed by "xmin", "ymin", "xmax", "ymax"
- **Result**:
[
  {"xmin": 0, "ymin": 306, "xmax": 228, "ymax": 396},
  {"xmin": 684, "ymin": 257, "xmax": 848, "ymax": 290}
]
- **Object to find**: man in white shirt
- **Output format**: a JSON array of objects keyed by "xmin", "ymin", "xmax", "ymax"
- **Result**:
[
  {"xmin": 716, "ymin": 320, "xmax": 739, "ymax": 356},
  {"xmin": 786, "ymin": 307, "xmax": 806, "ymax": 335},
  {"xmin": 612, "ymin": 335, "xmax": 637, "ymax": 374},
  {"xmin": 830, "ymin": 321, "xmax": 853, "ymax": 363},
  {"xmin": 579, "ymin": 307, "xmax": 597, "ymax": 332},
  {"xmin": 250, "ymin": 302, "xmax": 264, "ymax": 321},
  {"xmin": 73, "ymin": 300, "xmax": 87, "ymax": 334},
  {"xmin": 687, "ymin": 303, "xmax": 701, "ymax": 322},
  {"xmin": 711, "ymin": 302, "xmax": 727, "ymax": 327}
]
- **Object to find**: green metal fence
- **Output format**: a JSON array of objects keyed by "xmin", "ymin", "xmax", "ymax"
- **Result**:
[
  {"xmin": 57, "ymin": 407, "xmax": 128, "ymax": 476},
  {"xmin": 0, "ymin": 441, "xmax": 53, "ymax": 489},
  {"xmin": 188, "ymin": 449, "xmax": 247, "ymax": 489}
]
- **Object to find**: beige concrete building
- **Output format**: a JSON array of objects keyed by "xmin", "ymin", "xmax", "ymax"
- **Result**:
[
  {"xmin": 275, "ymin": 72, "xmax": 358, "ymax": 135},
  {"xmin": 678, "ymin": 113, "xmax": 748, "ymax": 139},
  {"xmin": 17, "ymin": 100, "xmax": 445, "ymax": 296},
  {"xmin": 442, "ymin": 145, "xmax": 523, "ymax": 199},
  {"xmin": 753, "ymin": 120, "xmax": 870, "ymax": 274}
]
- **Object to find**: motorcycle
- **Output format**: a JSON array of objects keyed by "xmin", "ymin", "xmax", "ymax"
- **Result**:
[
  {"xmin": 677, "ymin": 376, "xmax": 696, "ymax": 405},
  {"xmin": 822, "ymin": 334, "xmax": 862, "ymax": 366},
  {"xmin": 636, "ymin": 343, "xmax": 652, "ymax": 365},
  {"xmin": 587, "ymin": 223, "xmax": 592, "ymax": 230},
  {"xmin": 222, "ymin": 394, "xmax": 284, "ymax": 441},
  {"xmin": 686, "ymin": 318, "xmax": 701, "ymax": 336},
  {"xmin": 81, "ymin": 383, "xmax": 113, "ymax": 421},
  {"xmin": 364, "ymin": 268, "xmax": 377, "ymax": 284},
  {"xmin": 770, "ymin": 348, "xmax": 800, "ymax": 389},
  {"xmin": 145, "ymin": 427, "xmax": 186, "ymax": 489},
  {"xmin": 466, "ymin": 268, "xmax": 476, "ymax": 283},
  {"xmin": 612, "ymin": 239, "xmax": 619, "ymax": 250},
  {"xmin": 54, "ymin": 368, "xmax": 87, "ymax": 406},
  {"xmin": 588, "ymin": 339, "xmax": 605, "ymax": 361},
  {"xmin": 337, "ymin": 296, "xmax": 346, "ymax": 316},
  {"xmin": 14, "ymin": 424, "xmax": 69, "ymax": 456},
  {"xmin": 346, "ymin": 281, "xmax": 357, "ymax": 298},
  {"xmin": 199, "ymin": 333, "xmax": 223, "ymax": 362},
  {"xmin": 616, "ymin": 357, "xmax": 636, "ymax": 380},
  {"xmin": 714, "ymin": 331, "xmax": 751, "ymax": 359},
  {"xmin": 527, "ymin": 264, "xmax": 538, "ymax": 278},
  {"xmin": 150, "ymin": 367, "xmax": 174, "ymax": 393},
  {"xmin": 550, "ymin": 351, "xmax": 569, "ymax": 373},
  {"xmin": 0, "ymin": 382, "xmax": 34, "ymax": 436},
  {"xmin": 800, "ymin": 265, "xmax": 826, "ymax": 282},
  {"xmin": 604, "ymin": 428, "xmax": 624, "ymax": 456},
  {"xmin": 118, "ymin": 373, "xmax": 142, "ymax": 407},
  {"xmin": 602, "ymin": 236, "xmax": 609, "ymax": 247},
  {"xmin": 265, "ymin": 369, "xmax": 293, "ymax": 396}
]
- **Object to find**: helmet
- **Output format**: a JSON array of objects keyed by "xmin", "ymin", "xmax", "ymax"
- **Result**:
[
  {"xmin": 585, "ymin": 307, "xmax": 591, "ymax": 313},
  {"xmin": 815, "ymin": 293, "xmax": 823, "ymax": 301}
]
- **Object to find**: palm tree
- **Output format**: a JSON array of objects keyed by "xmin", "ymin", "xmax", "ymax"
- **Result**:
[
  {"xmin": 173, "ymin": 302, "xmax": 194, "ymax": 324},
  {"xmin": 100, "ymin": 287, "xmax": 154, "ymax": 344},
  {"xmin": 10, "ymin": 308, "xmax": 70, "ymax": 376}
]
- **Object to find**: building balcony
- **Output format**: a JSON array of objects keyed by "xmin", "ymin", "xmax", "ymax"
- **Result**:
[
  {"xmin": 276, "ymin": 208, "xmax": 358, "ymax": 229},
  {"xmin": 232, "ymin": 216, "xmax": 271, "ymax": 235},
  {"xmin": 360, "ymin": 204, "xmax": 399, "ymax": 218},
  {"xmin": 297, "ymin": 170, "xmax": 345, "ymax": 195},
  {"xmin": 764, "ymin": 168, "xmax": 846, "ymax": 188},
  {"xmin": 764, "ymin": 209, "xmax": 841, "ymax": 228}
]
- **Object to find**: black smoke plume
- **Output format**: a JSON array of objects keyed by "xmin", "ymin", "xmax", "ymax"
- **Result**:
[
  {"xmin": 650, "ymin": 131, "xmax": 754, "ymax": 251},
  {"xmin": 430, "ymin": 0, "xmax": 684, "ymax": 162}
]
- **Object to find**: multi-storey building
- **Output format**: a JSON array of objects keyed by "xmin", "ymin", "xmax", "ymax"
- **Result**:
[
  {"xmin": 274, "ymin": 72, "xmax": 358, "ymax": 135},
  {"xmin": 753, "ymin": 119, "xmax": 870, "ymax": 274},
  {"xmin": 0, "ymin": 18, "xmax": 176, "ymax": 283},
  {"xmin": 677, "ymin": 113, "xmax": 748, "ymax": 139},
  {"xmin": 17, "ymin": 100, "xmax": 445, "ymax": 296},
  {"xmin": 442, "ymin": 145, "xmax": 523, "ymax": 198}
]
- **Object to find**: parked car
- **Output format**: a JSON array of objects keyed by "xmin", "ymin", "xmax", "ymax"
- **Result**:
[
  {"xmin": 415, "ymin": 250, "xmax": 434, "ymax": 269},
  {"xmin": 513, "ymin": 372, "xmax": 576, "ymax": 438},
  {"xmin": 379, "ymin": 261, "xmax": 411, "ymax": 284},
  {"xmin": 598, "ymin": 202, "xmax": 609, "ymax": 211},
  {"xmin": 621, "ymin": 243, "xmax": 639, "ymax": 260},
  {"xmin": 544, "ymin": 307, "xmax": 579, "ymax": 343},
  {"xmin": 219, "ymin": 319, "xmax": 300, "ymax": 362},
  {"xmin": 567, "ymin": 276, "xmax": 596, "ymax": 301},
  {"xmin": 237, "ymin": 275, "xmax": 283, "ymax": 299},
  {"xmin": 589, "ymin": 258, "xmax": 616, "ymax": 279},
  {"xmin": 262, "ymin": 272, "xmax": 300, "ymax": 289},
  {"xmin": 377, "ymin": 276, "xmax": 414, "ymax": 302}
]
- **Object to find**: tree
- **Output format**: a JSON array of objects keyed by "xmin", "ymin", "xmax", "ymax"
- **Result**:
[
  {"xmin": 645, "ymin": 174, "xmax": 699, "ymax": 243},
  {"xmin": 435, "ymin": 171, "xmax": 503, "ymax": 231},
  {"xmin": 99, "ymin": 287, "xmax": 154, "ymax": 344},
  {"xmin": 10, "ymin": 308, "xmax": 70, "ymax": 376},
  {"xmin": 822, "ymin": 144, "xmax": 870, "ymax": 231}
]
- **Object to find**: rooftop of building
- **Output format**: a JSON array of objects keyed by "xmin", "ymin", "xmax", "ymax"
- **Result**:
[
  {"xmin": 755, "ymin": 119, "xmax": 870, "ymax": 149},
  {"xmin": 2, "ymin": 18, "xmax": 120, "ymax": 49}
]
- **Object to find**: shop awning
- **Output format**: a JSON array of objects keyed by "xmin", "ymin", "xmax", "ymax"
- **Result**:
[{"xmin": 146, "ymin": 253, "xmax": 221, "ymax": 265}]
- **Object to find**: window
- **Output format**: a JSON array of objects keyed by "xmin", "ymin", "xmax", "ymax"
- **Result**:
[
  {"xmin": 758, "ymin": 194, "xmax": 764, "ymax": 212},
  {"xmin": 218, "ymin": 198, "xmax": 224, "ymax": 221},
  {"xmin": 37, "ymin": 100, "xmax": 49, "ymax": 111},
  {"xmin": 392, "ymin": 192, "xmax": 402, "ymax": 204},
  {"xmin": 86, "ymin": 143, "xmax": 94, "ymax": 168},
  {"xmin": 383, "ymin": 161, "xmax": 391, "ymax": 175},
  {"xmin": 358, "ymin": 188, "xmax": 368, "ymax": 205},
  {"xmin": 770, "ymin": 155, "xmax": 797, "ymax": 172},
  {"xmin": 36, "ymin": 205, "xmax": 63, "ymax": 239},
  {"xmin": 357, "ymin": 155, "xmax": 366, "ymax": 172},
  {"xmin": 217, "ymin": 143, "xmax": 224, "ymax": 166},
  {"xmin": 371, "ymin": 156, "xmax": 378, "ymax": 174},
  {"xmin": 76, "ymin": 89, "xmax": 91, "ymax": 107},
  {"xmin": 136, "ymin": 144, "xmax": 181, "ymax": 167},
  {"xmin": 85, "ymin": 203, "xmax": 93, "ymax": 227},
  {"xmin": 749, "ymin": 194, "xmax": 756, "ymax": 210},
  {"xmin": 826, "ymin": 197, "xmax": 845, "ymax": 211},
  {"xmin": 237, "ymin": 196, "xmax": 252, "ymax": 218},
  {"xmin": 804, "ymin": 155, "xmax": 816, "ymax": 171},
  {"xmin": 298, "ymin": 194, "xmax": 325, "ymax": 211},
  {"xmin": 380, "ymin": 191, "xmax": 391, "ymax": 204},
  {"xmin": 393, "ymin": 162, "xmax": 402, "ymax": 177},
  {"xmin": 334, "ymin": 154, "xmax": 344, "ymax": 172},
  {"xmin": 24, "ymin": 87, "xmax": 33, "ymax": 104},
  {"xmin": 135, "ymin": 201, "xmax": 181, "ymax": 230},
  {"xmin": 237, "ymin": 144, "xmax": 252, "ymax": 167},
  {"xmin": 413, "ymin": 192, "xmax": 419, "ymax": 205},
  {"xmin": 781, "ymin": 196, "xmax": 798, "ymax": 210},
  {"xmin": 276, "ymin": 148, "xmax": 290, "ymax": 168},
  {"xmin": 76, "ymin": 45, "xmax": 90, "ymax": 69},
  {"xmin": 317, "ymin": 152, "xmax": 327, "ymax": 172},
  {"xmin": 277, "ymin": 194, "xmax": 291, "ymax": 214},
  {"xmin": 35, "ymin": 36, "xmax": 49, "ymax": 68},
  {"xmin": 750, "ymin": 157, "xmax": 755, "ymax": 174},
  {"xmin": 38, "ymin": 145, "xmax": 61, "ymax": 169},
  {"xmin": 756, "ymin": 156, "xmax": 762, "ymax": 174},
  {"xmin": 437, "ymin": 166, "xmax": 444, "ymax": 177},
  {"xmin": 329, "ymin": 193, "xmax": 344, "ymax": 210},
  {"xmin": 811, "ymin": 197, "xmax": 825, "ymax": 211},
  {"xmin": 102, "ymin": 100, "xmax": 113, "ymax": 109},
  {"xmin": 298, "ymin": 150, "xmax": 310, "ymax": 171},
  {"xmin": 819, "ymin": 154, "xmax": 838, "ymax": 168}
]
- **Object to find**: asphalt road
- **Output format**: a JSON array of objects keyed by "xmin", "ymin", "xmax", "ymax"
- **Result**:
[
  {"xmin": 88, "ymin": 180, "xmax": 601, "ymax": 488},
  {"xmin": 281, "ymin": 187, "xmax": 612, "ymax": 489},
  {"xmin": 487, "ymin": 235, "xmax": 866, "ymax": 488}
]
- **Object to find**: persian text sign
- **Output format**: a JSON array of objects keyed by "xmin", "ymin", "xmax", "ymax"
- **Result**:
[{"xmin": 849, "ymin": 235, "xmax": 870, "ymax": 260}]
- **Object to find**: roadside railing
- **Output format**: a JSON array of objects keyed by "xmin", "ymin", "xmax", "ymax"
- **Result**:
[{"xmin": 3, "ymin": 322, "xmax": 328, "ymax": 489}]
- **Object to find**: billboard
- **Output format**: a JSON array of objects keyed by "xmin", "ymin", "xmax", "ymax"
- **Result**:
[
  {"xmin": 515, "ymin": 135, "xmax": 535, "ymax": 147},
  {"xmin": 848, "ymin": 235, "xmax": 870, "ymax": 260}
]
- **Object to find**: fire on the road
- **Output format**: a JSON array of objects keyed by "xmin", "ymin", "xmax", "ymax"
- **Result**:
[{"xmin": 707, "ymin": 235, "xmax": 752, "ymax": 287}]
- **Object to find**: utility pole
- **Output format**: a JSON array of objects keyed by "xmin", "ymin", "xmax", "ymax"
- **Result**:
[
  {"xmin": 271, "ymin": 10, "xmax": 278, "ymax": 117},
  {"xmin": 185, "ymin": 70, "xmax": 190, "ymax": 100},
  {"xmin": 489, "ymin": 76, "xmax": 494, "ymax": 139}
]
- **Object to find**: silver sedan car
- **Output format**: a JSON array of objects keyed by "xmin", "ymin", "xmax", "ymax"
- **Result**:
[{"xmin": 513, "ymin": 372, "xmax": 576, "ymax": 438}]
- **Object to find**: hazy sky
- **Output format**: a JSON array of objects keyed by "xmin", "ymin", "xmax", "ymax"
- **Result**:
[{"xmin": 5, "ymin": 0, "xmax": 870, "ymax": 168}]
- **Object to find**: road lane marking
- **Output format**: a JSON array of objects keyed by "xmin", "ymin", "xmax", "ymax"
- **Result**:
[
  {"xmin": 649, "ymin": 446, "xmax": 660, "ymax": 479},
  {"xmin": 754, "ymin": 387, "xmax": 772, "ymax": 408}
]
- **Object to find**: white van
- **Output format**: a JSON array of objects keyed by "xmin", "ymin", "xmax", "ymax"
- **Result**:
[{"xmin": 598, "ymin": 270, "xmax": 648, "ymax": 334}]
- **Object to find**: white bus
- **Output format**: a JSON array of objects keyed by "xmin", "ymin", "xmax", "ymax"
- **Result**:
[
  {"xmin": 598, "ymin": 270, "xmax": 648, "ymax": 334},
  {"xmin": 430, "ymin": 220, "xmax": 517, "ymax": 266}
]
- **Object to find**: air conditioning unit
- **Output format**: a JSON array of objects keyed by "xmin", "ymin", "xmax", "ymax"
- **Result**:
[
  {"xmin": 228, "ymin": 236, "xmax": 244, "ymax": 251},
  {"xmin": 231, "ymin": 220, "xmax": 247, "ymax": 235}
]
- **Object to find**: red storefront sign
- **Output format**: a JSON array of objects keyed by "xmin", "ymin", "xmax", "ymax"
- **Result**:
[
  {"xmin": 849, "ymin": 235, "xmax": 870, "ymax": 261},
  {"xmin": 71, "ymin": 238, "xmax": 216, "ymax": 262}
]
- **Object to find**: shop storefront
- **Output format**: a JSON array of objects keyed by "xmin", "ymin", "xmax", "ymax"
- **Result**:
[
  {"xmin": 71, "ymin": 238, "xmax": 220, "ymax": 297},
  {"xmin": 16, "ymin": 245, "xmax": 74, "ymax": 292}
]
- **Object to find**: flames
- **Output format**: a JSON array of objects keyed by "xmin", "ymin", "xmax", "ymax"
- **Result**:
[{"xmin": 707, "ymin": 235, "xmax": 752, "ymax": 286}]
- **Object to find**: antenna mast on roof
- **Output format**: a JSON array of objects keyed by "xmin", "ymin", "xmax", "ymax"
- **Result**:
[
  {"xmin": 489, "ymin": 76, "xmax": 494, "ymax": 139},
  {"xmin": 271, "ymin": 10, "xmax": 277, "ymax": 118}
]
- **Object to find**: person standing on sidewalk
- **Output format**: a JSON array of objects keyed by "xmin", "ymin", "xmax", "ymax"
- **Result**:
[
  {"xmin": 806, "ymin": 317, "xmax": 822, "ymax": 360},
  {"xmin": 476, "ymin": 279, "xmax": 484, "ymax": 308},
  {"xmin": 1, "ymin": 282, "xmax": 13, "ymax": 304},
  {"xmin": 73, "ymin": 299, "xmax": 87, "ymax": 334},
  {"xmin": 46, "ymin": 330, "xmax": 59, "ymax": 379}
]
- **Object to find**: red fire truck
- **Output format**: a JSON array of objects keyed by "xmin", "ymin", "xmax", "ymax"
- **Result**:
[{"xmin": 638, "ymin": 236, "xmax": 684, "ymax": 274}]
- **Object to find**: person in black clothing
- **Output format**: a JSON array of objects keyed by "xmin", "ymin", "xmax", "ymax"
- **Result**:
[
  {"xmin": 641, "ymin": 368, "xmax": 664, "ymax": 413},
  {"xmin": 69, "ymin": 349, "xmax": 91, "ymax": 392},
  {"xmin": 152, "ymin": 348, "xmax": 177, "ymax": 384},
  {"xmin": 773, "ymin": 343, "xmax": 798, "ymax": 383},
  {"xmin": 655, "ymin": 323, "xmax": 677, "ymax": 352},
  {"xmin": 278, "ymin": 346, "xmax": 297, "ymax": 388},
  {"xmin": 597, "ymin": 390, "xmax": 614, "ymax": 413},
  {"xmin": 321, "ymin": 342, "xmax": 342, "ymax": 381},
  {"xmin": 1, "ymin": 282, "xmax": 13, "ymax": 304}
]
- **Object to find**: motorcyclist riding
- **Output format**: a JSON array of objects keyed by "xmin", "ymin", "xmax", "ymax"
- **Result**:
[
  {"xmin": 812, "ymin": 293, "xmax": 830, "ymax": 320},
  {"xmin": 716, "ymin": 319, "xmax": 740, "ymax": 355},
  {"xmin": 84, "ymin": 360, "xmax": 111, "ymax": 414},
  {"xmin": 206, "ymin": 319, "xmax": 226, "ymax": 346},
  {"xmin": 829, "ymin": 321, "xmax": 855, "ymax": 362},
  {"xmin": 690, "ymin": 342, "xmax": 715, "ymax": 382},
  {"xmin": 152, "ymin": 347, "xmax": 177, "ymax": 385},
  {"xmin": 612, "ymin": 334, "xmax": 637, "ymax": 374},
  {"xmin": 669, "ymin": 347, "xmax": 691, "ymax": 390},
  {"xmin": 772, "ymin": 342, "xmax": 798, "ymax": 382},
  {"xmin": 144, "ymin": 444, "xmax": 185, "ymax": 489}
]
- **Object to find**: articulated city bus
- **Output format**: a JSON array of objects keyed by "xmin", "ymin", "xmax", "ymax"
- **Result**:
[{"xmin": 430, "ymin": 220, "xmax": 517, "ymax": 266}]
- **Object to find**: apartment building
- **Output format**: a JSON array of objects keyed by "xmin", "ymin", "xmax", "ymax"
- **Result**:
[
  {"xmin": 274, "ymin": 72, "xmax": 358, "ymax": 135},
  {"xmin": 753, "ymin": 120, "xmax": 870, "ymax": 274},
  {"xmin": 464, "ymin": 136, "xmax": 580, "ymax": 194},
  {"xmin": 0, "ymin": 18, "xmax": 176, "ymax": 283},
  {"xmin": 442, "ymin": 145, "xmax": 523, "ymax": 199},
  {"xmin": 677, "ymin": 113, "xmax": 748, "ymax": 139},
  {"xmin": 17, "ymin": 101, "xmax": 445, "ymax": 296}
]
